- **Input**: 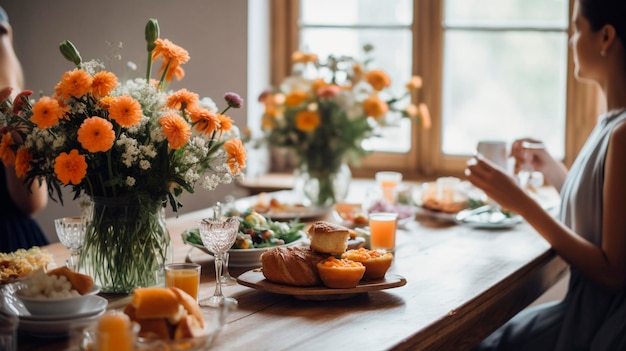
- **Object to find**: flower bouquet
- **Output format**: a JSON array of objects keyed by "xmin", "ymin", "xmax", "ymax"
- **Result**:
[
  {"xmin": 0, "ymin": 19, "xmax": 247, "ymax": 293},
  {"xmin": 257, "ymin": 46, "xmax": 428, "ymax": 207}
]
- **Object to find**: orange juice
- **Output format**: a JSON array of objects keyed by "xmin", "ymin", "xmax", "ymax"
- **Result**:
[
  {"xmin": 165, "ymin": 263, "xmax": 201, "ymax": 301},
  {"xmin": 380, "ymin": 180, "xmax": 398, "ymax": 203},
  {"xmin": 97, "ymin": 311, "xmax": 134, "ymax": 351},
  {"xmin": 369, "ymin": 213, "xmax": 398, "ymax": 252}
]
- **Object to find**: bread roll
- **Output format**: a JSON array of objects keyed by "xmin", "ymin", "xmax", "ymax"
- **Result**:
[
  {"xmin": 46, "ymin": 266, "xmax": 94, "ymax": 294},
  {"xmin": 174, "ymin": 314, "xmax": 205, "ymax": 339},
  {"xmin": 308, "ymin": 221, "xmax": 350, "ymax": 254},
  {"xmin": 170, "ymin": 287, "xmax": 204, "ymax": 328},
  {"xmin": 132, "ymin": 287, "xmax": 181, "ymax": 320},
  {"xmin": 261, "ymin": 247, "xmax": 327, "ymax": 286}
]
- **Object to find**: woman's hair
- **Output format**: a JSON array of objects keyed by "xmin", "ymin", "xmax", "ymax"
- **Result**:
[{"xmin": 579, "ymin": 0, "xmax": 626, "ymax": 44}]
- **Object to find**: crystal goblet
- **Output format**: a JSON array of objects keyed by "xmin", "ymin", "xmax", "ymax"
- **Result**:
[
  {"xmin": 199, "ymin": 217, "xmax": 239, "ymax": 308},
  {"xmin": 221, "ymin": 251, "xmax": 238, "ymax": 285},
  {"xmin": 54, "ymin": 216, "xmax": 88, "ymax": 272}
]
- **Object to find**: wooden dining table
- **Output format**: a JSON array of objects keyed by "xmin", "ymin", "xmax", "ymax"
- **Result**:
[{"xmin": 18, "ymin": 179, "xmax": 568, "ymax": 351}]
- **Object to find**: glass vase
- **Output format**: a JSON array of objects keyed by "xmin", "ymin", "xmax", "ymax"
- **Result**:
[
  {"xmin": 299, "ymin": 162, "xmax": 352, "ymax": 207},
  {"xmin": 79, "ymin": 197, "xmax": 173, "ymax": 294}
]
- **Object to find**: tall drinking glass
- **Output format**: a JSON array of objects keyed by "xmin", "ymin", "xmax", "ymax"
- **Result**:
[{"xmin": 199, "ymin": 217, "xmax": 239, "ymax": 308}]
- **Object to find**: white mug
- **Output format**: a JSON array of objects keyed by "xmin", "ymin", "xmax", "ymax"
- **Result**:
[{"xmin": 476, "ymin": 140, "xmax": 507, "ymax": 169}]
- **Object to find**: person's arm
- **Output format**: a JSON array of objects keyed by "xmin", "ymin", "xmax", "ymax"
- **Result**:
[
  {"xmin": 0, "ymin": 20, "xmax": 47, "ymax": 216},
  {"xmin": 4, "ymin": 165, "xmax": 47, "ymax": 215},
  {"xmin": 466, "ymin": 127, "xmax": 626, "ymax": 292}
]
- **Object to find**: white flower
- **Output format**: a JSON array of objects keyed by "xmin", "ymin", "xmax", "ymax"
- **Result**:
[
  {"xmin": 125, "ymin": 176, "xmax": 136, "ymax": 186},
  {"xmin": 198, "ymin": 97, "xmax": 218, "ymax": 113}
]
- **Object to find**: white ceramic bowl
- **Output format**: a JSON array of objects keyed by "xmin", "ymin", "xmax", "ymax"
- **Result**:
[{"xmin": 16, "ymin": 284, "xmax": 101, "ymax": 316}]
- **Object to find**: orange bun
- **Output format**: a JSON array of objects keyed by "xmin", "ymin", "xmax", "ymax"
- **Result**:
[
  {"xmin": 316, "ymin": 256, "xmax": 365, "ymax": 289},
  {"xmin": 341, "ymin": 248, "xmax": 393, "ymax": 280},
  {"xmin": 132, "ymin": 287, "xmax": 180, "ymax": 320}
]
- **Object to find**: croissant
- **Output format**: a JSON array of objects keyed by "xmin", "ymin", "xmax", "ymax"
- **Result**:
[{"xmin": 260, "ymin": 247, "xmax": 328, "ymax": 287}]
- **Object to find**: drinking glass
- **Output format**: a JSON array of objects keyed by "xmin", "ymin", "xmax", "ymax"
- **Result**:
[
  {"xmin": 199, "ymin": 217, "xmax": 239, "ymax": 308},
  {"xmin": 55, "ymin": 216, "xmax": 88, "ymax": 272},
  {"xmin": 476, "ymin": 141, "xmax": 508, "ymax": 222},
  {"xmin": 212, "ymin": 201, "xmax": 237, "ymax": 286}
]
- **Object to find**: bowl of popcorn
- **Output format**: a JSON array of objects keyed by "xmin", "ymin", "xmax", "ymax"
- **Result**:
[{"xmin": 16, "ymin": 267, "xmax": 99, "ymax": 316}]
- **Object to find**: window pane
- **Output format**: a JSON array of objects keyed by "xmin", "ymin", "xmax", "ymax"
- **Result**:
[
  {"xmin": 444, "ymin": 0, "xmax": 569, "ymax": 27},
  {"xmin": 301, "ymin": 0, "xmax": 412, "ymax": 26},
  {"xmin": 441, "ymin": 30, "xmax": 568, "ymax": 158}
]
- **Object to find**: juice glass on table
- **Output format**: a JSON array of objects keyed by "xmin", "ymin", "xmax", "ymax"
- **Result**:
[
  {"xmin": 369, "ymin": 212, "xmax": 399, "ymax": 253},
  {"xmin": 165, "ymin": 263, "xmax": 201, "ymax": 301},
  {"xmin": 375, "ymin": 171, "xmax": 403, "ymax": 204}
]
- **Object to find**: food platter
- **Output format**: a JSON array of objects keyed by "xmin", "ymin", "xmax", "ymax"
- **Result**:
[
  {"xmin": 182, "ymin": 229, "xmax": 306, "ymax": 267},
  {"xmin": 237, "ymin": 269, "xmax": 407, "ymax": 300},
  {"xmin": 455, "ymin": 206, "xmax": 523, "ymax": 229},
  {"xmin": 414, "ymin": 206, "xmax": 460, "ymax": 223}
]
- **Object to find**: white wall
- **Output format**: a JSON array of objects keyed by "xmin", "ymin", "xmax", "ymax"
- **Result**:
[{"xmin": 0, "ymin": 0, "xmax": 270, "ymax": 241}]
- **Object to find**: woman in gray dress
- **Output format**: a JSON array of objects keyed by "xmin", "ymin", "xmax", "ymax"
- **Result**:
[{"xmin": 466, "ymin": 0, "xmax": 626, "ymax": 349}]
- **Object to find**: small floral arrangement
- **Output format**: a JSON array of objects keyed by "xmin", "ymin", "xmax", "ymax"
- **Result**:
[
  {"xmin": 0, "ymin": 19, "xmax": 247, "ymax": 212},
  {"xmin": 256, "ymin": 46, "xmax": 429, "ymax": 205}
]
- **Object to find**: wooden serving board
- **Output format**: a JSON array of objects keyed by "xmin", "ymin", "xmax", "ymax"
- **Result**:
[{"xmin": 236, "ymin": 269, "xmax": 406, "ymax": 300}]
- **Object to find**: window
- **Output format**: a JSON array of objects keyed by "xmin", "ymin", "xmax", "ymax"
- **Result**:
[{"xmin": 272, "ymin": 0, "xmax": 599, "ymax": 179}]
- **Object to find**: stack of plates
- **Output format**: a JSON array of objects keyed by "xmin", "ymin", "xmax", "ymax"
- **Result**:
[{"xmin": 0, "ymin": 289, "xmax": 107, "ymax": 337}]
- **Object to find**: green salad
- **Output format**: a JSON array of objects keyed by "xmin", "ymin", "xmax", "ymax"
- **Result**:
[{"xmin": 184, "ymin": 209, "xmax": 304, "ymax": 249}]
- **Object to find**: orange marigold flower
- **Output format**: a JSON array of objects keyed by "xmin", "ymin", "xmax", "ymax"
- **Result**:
[
  {"xmin": 418, "ymin": 103, "xmax": 432, "ymax": 129},
  {"xmin": 159, "ymin": 113, "xmax": 191, "ymax": 149},
  {"xmin": 292, "ymin": 51, "xmax": 318, "ymax": 64},
  {"xmin": 217, "ymin": 114, "xmax": 233, "ymax": 132},
  {"xmin": 77, "ymin": 117, "xmax": 116, "ymax": 152},
  {"xmin": 108, "ymin": 95, "xmax": 143, "ymax": 127},
  {"xmin": 0, "ymin": 132, "xmax": 15, "ymax": 166},
  {"xmin": 152, "ymin": 38, "xmax": 189, "ymax": 82},
  {"xmin": 12, "ymin": 90, "xmax": 33, "ymax": 114},
  {"xmin": 98, "ymin": 96, "xmax": 116, "ymax": 109},
  {"xmin": 167, "ymin": 88, "xmax": 199, "ymax": 111},
  {"xmin": 261, "ymin": 115, "xmax": 276, "ymax": 130},
  {"xmin": 31, "ymin": 96, "xmax": 64, "ymax": 129},
  {"xmin": 91, "ymin": 71, "xmax": 118, "ymax": 98},
  {"xmin": 406, "ymin": 75, "xmax": 423, "ymax": 90},
  {"xmin": 55, "ymin": 69, "xmax": 93, "ymax": 100},
  {"xmin": 365, "ymin": 69, "xmax": 391, "ymax": 91},
  {"xmin": 224, "ymin": 138, "xmax": 247, "ymax": 175},
  {"xmin": 54, "ymin": 149, "xmax": 87, "ymax": 185},
  {"xmin": 295, "ymin": 110, "xmax": 320, "ymax": 132},
  {"xmin": 189, "ymin": 107, "xmax": 220, "ymax": 136},
  {"xmin": 311, "ymin": 79, "xmax": 328, "ymax": 94},
  {"xmin": 15, "ymin": 147, "xmax": 32, "ymax": 178},
  {"xmin": 362, "ymin": 95, "xmax": 389, "ymax": 119},
  {"xmin": 284, "ymin": 90, "xmax": 308, "ymax": 107}
]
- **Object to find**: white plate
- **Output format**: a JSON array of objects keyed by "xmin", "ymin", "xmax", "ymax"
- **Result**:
[
  {"xmin": 414, "ymin": 206, "xmax": 460, "ymax": 223},
  {"xmin": 183, "ymin": 231, "xmax": 306, "ymax": 267},
  {"xmin": 455, "ymin": 206, "xmax": 523, "ymax": 229},
  {"xmin": 18, "ymin": 308, "xmax": 105, "ymax": 336},
  {"xmin": 1, "ymin": 294, "xmax": 107, "ymax": 321}
]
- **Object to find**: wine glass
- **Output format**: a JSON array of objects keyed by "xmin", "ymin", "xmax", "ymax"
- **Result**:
[
  {"xmin": 199, "ymin": 217, "xmax": 239, "ymax": 308},
  {"xmin": 54, "ymin": 217, "xmax": 88, "ymax": 272},
  {"xmin": 212, "ymin": 202, "xmax": 237, "ymax": 286}
]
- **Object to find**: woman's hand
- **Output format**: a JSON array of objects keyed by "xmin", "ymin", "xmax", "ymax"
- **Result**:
[
  {"xmin": 510, "ymin": 138, "xmax": 568, "ymax": 191},
  {"xmin": 465, "ymin": 154, "xmax": 529, "ymax": 214}
]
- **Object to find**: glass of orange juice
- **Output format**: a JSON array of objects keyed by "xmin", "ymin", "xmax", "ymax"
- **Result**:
[
  {"xmin": 368, "ymin": 212, "xmax": 398, "ymax": 253},
  {"xmin": 375, "ymin": 171, "xmax": 403, "ymax": 204},
  {"xmin": 165, "ymin": 263, "xmax": 201, "ymax": 301}
]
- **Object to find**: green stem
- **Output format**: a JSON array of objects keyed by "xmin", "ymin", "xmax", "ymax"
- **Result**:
[{"xmin": 146, "ymin": 51, "xmax": 153, "ymax": 81}]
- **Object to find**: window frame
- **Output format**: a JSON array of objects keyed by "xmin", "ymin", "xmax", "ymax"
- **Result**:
[{"xmin": 270, "ymin": 0, "xmax": 600, "ymax": 180}]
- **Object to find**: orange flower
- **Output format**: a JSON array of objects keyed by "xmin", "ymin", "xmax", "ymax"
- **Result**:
[
  {"xmin": 152, "ymin": 38, "xmax": 189, "ymax": 82},
  {"xmin": 54, "ymin": 149, "xmax": 87, "ymax": 185},
  {"xmin": 362, "ymin": 95, "xmax": 389, "ymax": 119},
  {"xmin": 418, "ymin": 103, "xmax": 432, "ymax": 129},
  {"xmin": 217, "ymin": 114, "xmax": 233, "ymax": 132},
  {"xmin": 189, "ymin": 107, "xmax": 220, "ymax": 135},
  {"xmin": 77, "ymin": 117, "xmax": 116, "ymax": 152},
  {"xmin": 224, "ymin": 138, "xmax": 247, "ymax": 174},
  {"xmin": 31, "ymin": 96, "xmax": 64, "ymax": 129},
  {"xmin": 167, "ymin": 89, "xmax": 199, "ymax": 111},
  {"xmin": 0, "ymin": 132, "xmax": 15, "ymax": 166},
  {"xmin": 108, "ymin": 95, "xmax": 143, "ymax": 127},
  {"xmin": 55, "ymin": 69, "xmax": 93, "ymax": 100},
  {"xmin": 91, "ymin": 71, "xmax": 118, "ymax": 98},
  {"xmin": 295, "ymin": 110, "xmax": 320, "ymax": 132},
  {"xmin": 365, "ymin": 69, "xmax": 391, "ymax": 91},
  {"xmin": 159, "ymin": 113, "xmax": 191, "ymax": 149},
  {"xmin": 15, "ymin": 147, "xmax": 32, "ymax": 178},
  {"xmin": 98, "ymin": 96, "xmax": 116, "ymax": 109},
  {"xmin": 284, "ymin": 90, "xmax": 308, "ymax": 107},
  {"xmin": 406, "ymin": 76, "xmax": 423, "ymax": 90},
  {"xmin": 311, "ymin": 79, "xmax": 328, "ymax": 94}
]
